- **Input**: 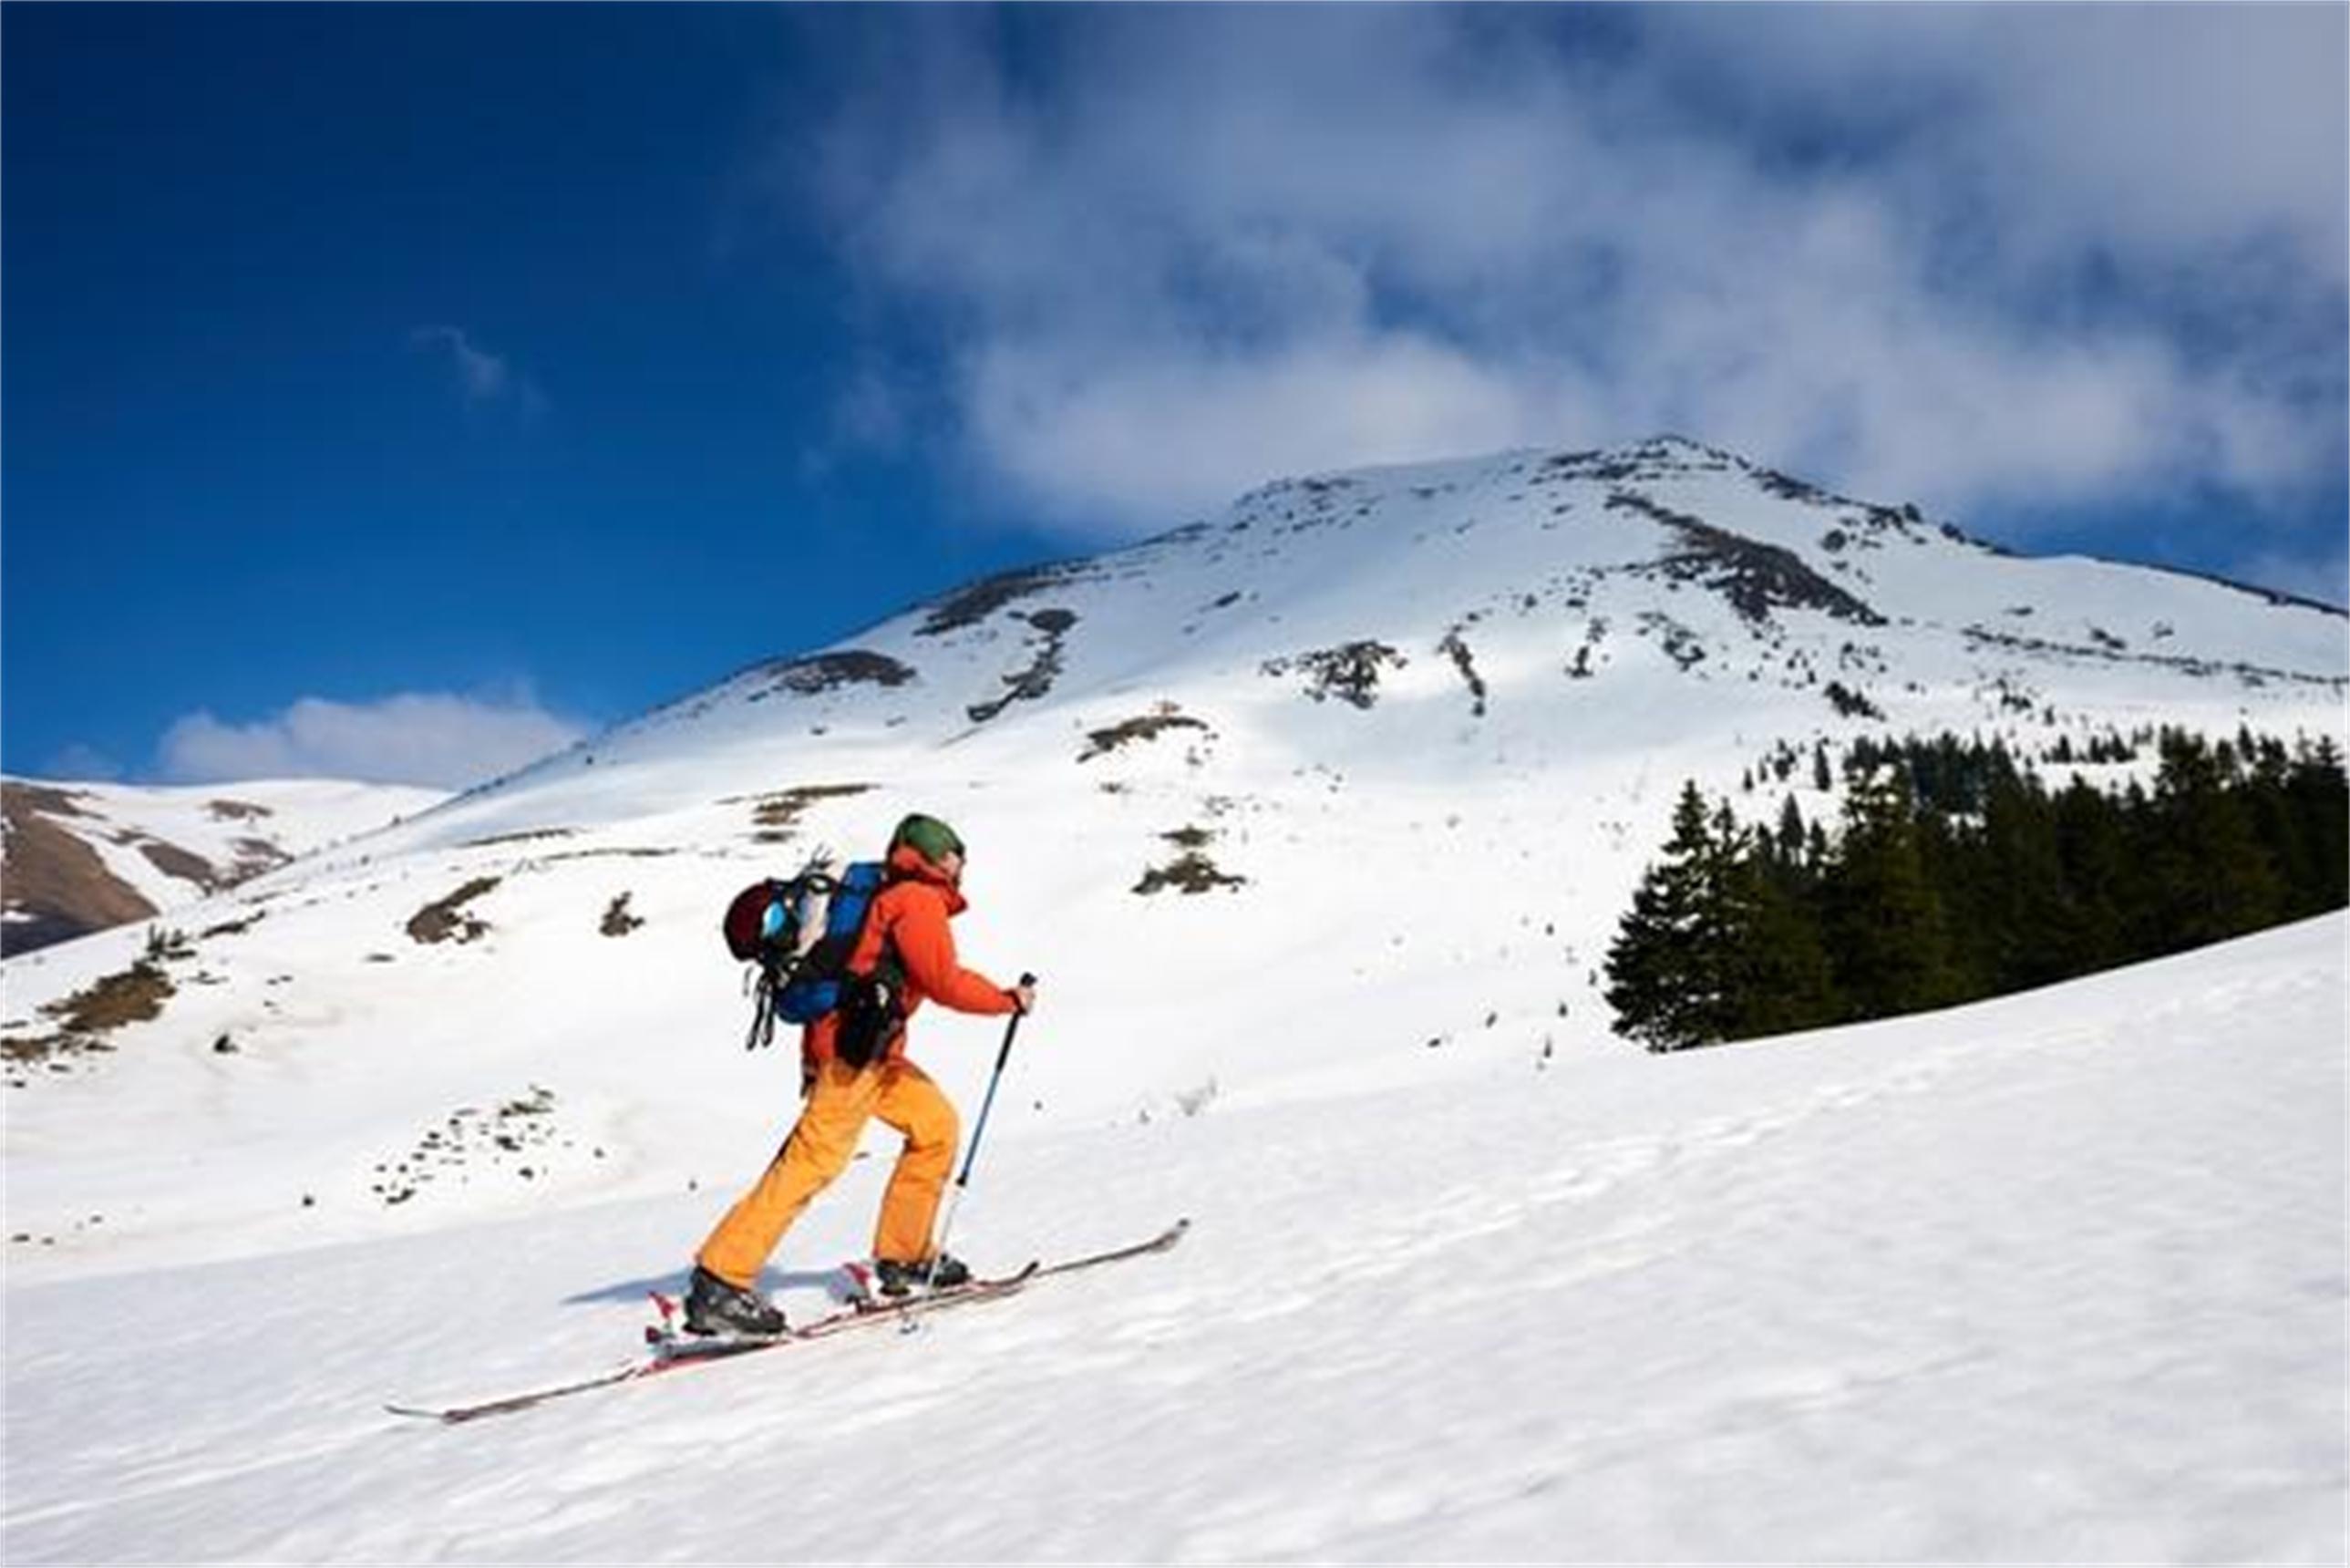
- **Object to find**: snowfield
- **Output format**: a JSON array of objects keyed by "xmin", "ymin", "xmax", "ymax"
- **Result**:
[
  {"xmin": 4, "ymin": 438, "xmax": 2345, "ymax": 1563},
  {"xmin": 4, "ymin": 914, "xmax": 2343, "ymax": 1563}
]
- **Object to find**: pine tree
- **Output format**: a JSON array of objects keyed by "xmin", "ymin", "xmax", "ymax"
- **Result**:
[
  {"xmin": 1820, "ymin": 764, "xmax": 1960, "ymax": 1020},
  {"xmin": 1975, "ymin": 759, "xmax": 2073, "ymax": 992},
  {"xmin": 1773, "ymin": 795, "xmax": 1808, "ymax": 866},
  {"xmin": 2146, "ymin": 730, "xmax": 2283, "ymax": 952},
  {"xmin": 2285, "ymin": 737, "xmax": 2349, "ymax": 914},
  {"xmin": 2050, "ymin": 779, "xmax": 2131, "ymax": 976},
  {"xmin": 1722, "ymin": 838, "xmax": 1840, "ymax": 1037},
  {"xmin": 2242, "ymin": 735, "xmax": 2312, "ymax": 919},
  {"xmin": 1605, "ymin": 783, "xmax": 1739, "ymax": 1050}
]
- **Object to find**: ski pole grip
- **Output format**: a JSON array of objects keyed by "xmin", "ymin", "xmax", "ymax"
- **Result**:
[
  {"xmin": 956, "ymin": 974, "xmax": 1036, "ymax": 1193},
  {"xmin": 995, "ymin": 975, "xmax": 1036, "ymax": 1063}
]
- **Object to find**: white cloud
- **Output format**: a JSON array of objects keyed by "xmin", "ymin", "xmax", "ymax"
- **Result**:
[
  {"xmin": 799, "ymin": 6, "xmax": 2345, "ymax": 542},
  {"xmin": 1644, "ymin": 5, "xmax": 2347, "ymax": 285},
  {"xmin": 158, "ymin": 692, "xmax": 590, "ymax": 790},
  {"xmin": 410, "ymin": 325, "xmax": 550, "ymax": 420}
]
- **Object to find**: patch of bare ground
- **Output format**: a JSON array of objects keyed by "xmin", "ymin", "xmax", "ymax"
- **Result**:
[
  {"xmin": 1261, "ymin": 640, "xmax": 1408, "ymax": 708},
  {"xmin": 1438, "ymin": 629, "xmax": 1489, "ymax": 717},
  {"xmin": 0, "ymin": 783, "xmax": 158, "ymax": 955},
  {"xmin": 1133, "ymin": 825, "xmax": 1248, "ymax": 895},
  {"xmin": 966, "ymin": 608, "xmax": 1078, "ymax": 724},
  {"xmin": 729, "ymin": 783, "xmax": 876, "ymax": 844},
  {"xmin": 747, "ymin": 650, "xmax": 917, "ymax": 699},
  {"xmin": 137, "ymin": 838, "xmax": 226, "ymax": 892},
  {"xmin": 544, "ymin": 847, "xmax": 677, "ymax": 863},
  {"xmin": 1078, "ymin": 703, "xmax": 1211, "ymax": 762},
  {"xmin": 2, "ymin": 952, "xmax": 179, "ymax": 1082},
  {"xmin": 917, "ymin": 562, "xmax": 1093, "ymax": 636},
  {"xmin": 407, "ymin": 877, "xmax": 501, "ymax": 944},
  {"xmin": 460, "ymin": 828, "xmax": 579, "ymax": 849},
  {"xmin": 372, "ymin": 1085, "xmax": 589, "ymax": 1206},
  {"xmin": 200, "ymin": 910, "xmax": 266, "ymax": 939}
]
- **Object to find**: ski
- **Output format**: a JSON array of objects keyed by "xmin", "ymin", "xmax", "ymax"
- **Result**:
[{"xmin": 386, "ymin": 1218, "xmax": 1188, "ymax": 1425}]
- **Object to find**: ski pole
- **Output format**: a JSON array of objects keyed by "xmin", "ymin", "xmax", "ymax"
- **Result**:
[{"xmin": 920, "ymin": 971, "xmax": 1035, "ymax": 1296}]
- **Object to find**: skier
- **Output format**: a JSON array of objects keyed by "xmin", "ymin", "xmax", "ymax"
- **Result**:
[{"xmin": 684, "ymin": 813, "xmax": 1038, "ymax": 1336}]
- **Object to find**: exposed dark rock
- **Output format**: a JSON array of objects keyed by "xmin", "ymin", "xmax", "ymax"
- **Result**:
[
  {"xmin": 1133, "ymin": 825, "xmax": 1247, "ymax": 896},
  {"xmin": 1607, "ymin": 491, "xmax": 1886, "ymax": 628},
  {"xmin": 1262, "ymin": 641, "xmax": 1408, "ymax": 708},
  {"xmin": 1637, "ymin": 613, "xmax": 1708, "ymax": 671},
  {"xmin": 1438, "ymin": 630, "xmax": 1489, "ymax": 717},
  {"xmin": 600, "ymin": 893, "xmax": 644, "ymax": 937},
  {"xmin": 407, "ymin": 878, "xmax": 501, "ymax": 945},
  {"xmin": 372, "ymin": 1085, "xmax": 562, "ymax": 1208},
  {"xmin": 917, "ymin": 562, "xmax": 1095, "ymax": 636},
  {"xmin": 748, "ymin": 650, "xmax": 918, "ymax": 699},
  {"xmin": 968, "ymin": 609, "xmax": 1078, "ymax": 724},
  {"xmin": 1078, "ymin": 706, "xmax": 1211, "ymax": 762},
  {"xmin": 1754, "ymin": 466, "xmax": 1834, "ymax": 505}
]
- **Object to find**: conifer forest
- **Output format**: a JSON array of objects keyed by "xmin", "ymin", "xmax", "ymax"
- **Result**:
[{"xmin": 1604, "ymin": 728, "xmax": 2349, "ymax": 1052}]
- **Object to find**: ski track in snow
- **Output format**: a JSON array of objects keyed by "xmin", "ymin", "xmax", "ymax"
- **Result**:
[{"xmin": 4, "ymin": 917, "xmax": 2343, "ymax": 1563}]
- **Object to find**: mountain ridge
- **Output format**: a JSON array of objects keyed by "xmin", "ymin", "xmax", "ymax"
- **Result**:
[
  {"xmin": 2, "ymin": 435, "xmax": 2340, "ymax": 1281},
  {"xmin": 0, "ymin": 777, "xmax": 445, "ymax": 957}
]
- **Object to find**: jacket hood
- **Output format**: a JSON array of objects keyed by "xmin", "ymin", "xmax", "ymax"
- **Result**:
[{"xmin": 885, "ymin": 842, "xmax": 969, "ymax": 915}]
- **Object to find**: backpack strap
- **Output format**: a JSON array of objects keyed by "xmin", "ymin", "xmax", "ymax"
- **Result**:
[{"xmin": 743, "ymin": 954, "xmax": 786, "ymax": 1051}]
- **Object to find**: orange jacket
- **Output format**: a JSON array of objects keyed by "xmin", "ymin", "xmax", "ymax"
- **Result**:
[{"xmin": 804, "ymin": 844, "xmax": 1018, "ymax": 1069}]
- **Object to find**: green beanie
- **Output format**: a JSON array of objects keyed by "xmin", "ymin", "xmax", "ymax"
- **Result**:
[{"xmin": 890, "ymin": 812, "xmax": 966, "ymax": 865}]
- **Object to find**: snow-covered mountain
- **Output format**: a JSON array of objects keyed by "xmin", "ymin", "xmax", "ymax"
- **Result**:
[
  {"xmin": 2, "ymin": 436, "xmax": 2340, "ymax": 1284},
  {"xmin": 0, "ymin": 776, "xmax": 446, "ymax": 956},
  {"xmin": 4, "ymin": 435, "xmax": 2344, "ymax": 1562}
]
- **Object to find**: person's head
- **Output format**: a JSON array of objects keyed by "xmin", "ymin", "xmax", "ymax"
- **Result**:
[{"xmin": 889, "ymin": 813, "xmax": 967, "ymax": 881}]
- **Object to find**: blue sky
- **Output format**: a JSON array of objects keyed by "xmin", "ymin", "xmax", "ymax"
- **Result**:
[{"xmin": 5, "ymin": 4, "xmax": 2343, "ymax": 789}]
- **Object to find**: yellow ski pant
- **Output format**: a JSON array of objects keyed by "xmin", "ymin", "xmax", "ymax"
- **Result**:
[{"xmin": 696, "ymin": 1057, "xmax": 959, "ymax": 1287}]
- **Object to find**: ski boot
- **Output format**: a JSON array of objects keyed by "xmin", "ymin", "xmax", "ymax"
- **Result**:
[
  {"xmin": 682, "ymin": 1265, "xmax": 788, "ymax": 1337},
  {"xmin": 872, "ymin": 1253, "xmax": 972, "ymax": 1298}
]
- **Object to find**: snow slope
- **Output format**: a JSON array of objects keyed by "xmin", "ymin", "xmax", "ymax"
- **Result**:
[
  {"xmin": 3, "ymin": 915, "xmax": 2341, "ymax": 1563},
  {"xmin": 2, "ymin": 436, "xmax": 2344, "ymax": 1559},
  {"xmin": 3, "ymin": 438, "xmax": 2340, "ymax": 1285}
]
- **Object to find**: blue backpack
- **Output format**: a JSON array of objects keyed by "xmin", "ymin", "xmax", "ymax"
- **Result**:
[{"xmin": 723, "ymin": 861, "xmax": 894, "ymax": 1049}]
